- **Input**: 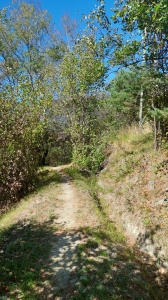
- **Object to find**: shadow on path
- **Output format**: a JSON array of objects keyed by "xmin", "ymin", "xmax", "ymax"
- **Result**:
[
  {"xmin": 1, "ymin": 218, "xmax": 167, "ymax": 299},
  {"xmin": 0, "ymin": 218, "xmax": 57, "ymax": 299},
  {"xmin": 49, "ymin": 226, "xmax": 168, "ymax": 300}
]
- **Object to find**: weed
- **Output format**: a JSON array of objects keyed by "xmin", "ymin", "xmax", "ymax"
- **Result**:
[
  {"xmin": 99, "ymin": 250, "xmax": 108, "ymax": 257},
  {"xmin": 143, "ymin": 217, "xmax": 151, "ymax": 227}
]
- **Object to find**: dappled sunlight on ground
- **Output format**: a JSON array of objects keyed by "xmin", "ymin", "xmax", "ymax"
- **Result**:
[{"xmin": 0, "ymin": 168, "xmax": 168, "ymax": 299}]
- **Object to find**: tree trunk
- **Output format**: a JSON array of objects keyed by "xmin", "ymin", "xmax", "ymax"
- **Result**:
[{"xmin": 139, "ymin": 86, "xmax": 143, "ymax": 127}]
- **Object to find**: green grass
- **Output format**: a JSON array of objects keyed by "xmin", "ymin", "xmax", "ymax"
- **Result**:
[
  {"xmin": 0, "ymin": 219, "xmax": 55, "ymax": 299},
  {"xmin": 37, "ymin": 168, "xmax": 62, "ymax": 188},
  {"xmin": 65, "ymin": 166, "xmax": 125, "ymax": 244},
  {"xmin": 64, "ymin": 165, "xmax": 90, "ymax": 180},
  {"xmin": 143, "ymin": 216, "xmax": 151, "ymax": 227}
]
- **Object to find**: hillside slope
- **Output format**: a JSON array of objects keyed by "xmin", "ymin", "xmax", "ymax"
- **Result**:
[{"xmin": 98, "ymin": 125, "xmax": 168, "ymax": 269}]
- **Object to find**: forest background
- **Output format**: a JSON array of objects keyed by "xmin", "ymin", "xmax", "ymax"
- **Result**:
[{"xmin": 1, "ymin": 0, "xmax": 168, "ymax": 211}]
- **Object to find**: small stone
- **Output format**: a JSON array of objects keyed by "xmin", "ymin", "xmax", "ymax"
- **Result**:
[
  {"xmin": 71, "ymin": 266, "xmax": 77, "ymax": 271},
  {"xmin": 155, "ymin": 198, "xmax": 168, "ymax": 206},
  {"xmin": 47, "ymin": 294, "xmax": 54, "ymax": 299},
  {"xmin": 159, "ymin": 267, "xmax": 167, "ymax": 274},
  {"xmin": 89, "ymin": 250, "xmax": 96, "ymax": 256}
]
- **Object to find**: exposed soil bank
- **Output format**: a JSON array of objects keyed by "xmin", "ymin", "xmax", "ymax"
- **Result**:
[{"xmin": 97, "ymin": 127, "xmax": 168, "ymax": 270}]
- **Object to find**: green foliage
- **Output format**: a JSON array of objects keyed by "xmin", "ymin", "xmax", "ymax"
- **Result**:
[
  {"xmin": 0, "ymin": 2, "xmax": 58, "ymax": 208},
  {"xmin": 47, "ymin": 43, "xmax": 66, "ymax": 61},
  {"xmin": 108, "ymin": 68, "xmax": 142, "ymax": 128},
  {"xmin": 0, "ymin": 82, "xmax": 52, "ymax": 207},
  {"xmin": 0, "ymin": 2, "xmax": 54, "ymax": 86},
  {"xmin": 57, "ymin": 35, "xmax": 107, "ymax": 172},
  {"xmin": 112, "ymin": 1, "xmax": 168, "ymax": 147},
  {"xmin": 113, "ymin": 0, "xmax": 168, "ymax": 71},
  {"xmin": 72, "ymin": 141, "xmax": 105, "ymax": 174},
  {"xmin": 86, "ymin": 0, "xmax": 168, "ymax": 148},
  {"xmin": 45, "ymin": 135, "xmax": 73, "ymax": 166}
]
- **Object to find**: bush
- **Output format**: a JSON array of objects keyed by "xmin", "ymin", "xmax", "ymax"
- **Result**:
[
  {"xmin": 0, "ymin": 95, "xmax": 48, "ymax": 211},
  {"xmin": 73, "ymin": 142, "xmax": 105, "ymax": 174}
]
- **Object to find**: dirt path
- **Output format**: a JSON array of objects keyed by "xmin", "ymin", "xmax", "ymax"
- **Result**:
[
  {"xmin": 0, "ymin": 166, "xmax": 168, "ymax": 299},
  {"xmin": 47, "ymin": 169, "xmax": 100, "ymax": 299},
  {"xmin": 48, "ymin": 173, "xmax": 99, "ymax": 298},
  {"xmin": 50, "ymin": 176, "xmax": 97, "ymax": 229}
]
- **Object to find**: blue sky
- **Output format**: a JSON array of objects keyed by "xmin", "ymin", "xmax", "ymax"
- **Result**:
[
  {"xmin": 0, "ymin": 0, "xmax": 114, "ymax": 27},
  {"xmin": 0, "ymin": 1, "xmax": 119, "ymax": 80}
]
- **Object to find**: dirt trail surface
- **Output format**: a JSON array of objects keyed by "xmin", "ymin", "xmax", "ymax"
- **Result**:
[{"xmin": 0, "ymin": 166, "xmax": 168, "ymax": 299}]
